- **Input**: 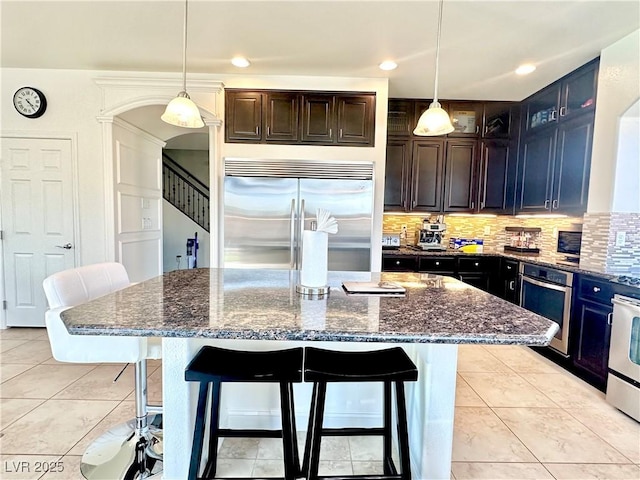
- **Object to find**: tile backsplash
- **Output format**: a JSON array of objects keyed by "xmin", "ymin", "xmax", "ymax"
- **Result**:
[
  {"xmin": 383, "ymin": 214, "xmax": 583, "ymax": 264},
  {"xmin": 581, "ymin": 212, "xmax": 640, "ymax": 275}
]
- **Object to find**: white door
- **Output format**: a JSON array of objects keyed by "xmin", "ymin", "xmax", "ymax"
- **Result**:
[
  {"xmin": 1, "ymin": 137, "xmax": 76, "ymax": 327},
  {"xmin": 112, "ymin": 120, "xmax": 163, "ymax": 283}
]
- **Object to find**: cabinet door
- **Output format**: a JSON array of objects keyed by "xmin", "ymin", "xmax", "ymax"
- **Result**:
[
  {"xmin": 388, "ymin": 100, "xmax": 414, "ymax": 136},
  {"xmin": 448, "ymin": 102, "xmax": 482, "ymax": 137},
  {"xmin": 225, "ymin": 91, "xmax": 263, "ymax": 142},
  {"xmin": 265, "ymin": 92, "xmax": 299, "ymax": 142},
  {"xmin": 411, "ymin": 140, "xmax": 444, "ymax": 211},
  {"xmin": 482, "ymin": 102, "xmax": 516, "ymax": 138},
  {"xmin": 382, "ymin": 255, "xmax": 418, "ymax": 272},
  {"xmin": 560, "ymin": 60, "xmax": 598, "ymax": 119},
  {"xmin": 517, "ymin": 129, "xmax": 556, "ymax": 212},
  {"xmin": 384, "ymin": 140, "xmax": 411, "ymax": 211},
  {"xmin": 443, "ymin": 140, "xmax": 477, "ymax": 212},
  {"xmin": 552, "ymin": 114, "xmax": 593, "ymax": 213},
  {"xmin": 459, "ymin": 273, "xmax": 490, "ymax": 291},
  {"xmin": 572, "ymin": 298, "xmax": 612, "ymax": 387},
  {"xmin": 524, "ymin": 84, "xmax": 560, "ymax": 135},
  {"xmin": 301, "ymin": 94, "xmax": 335, "ymax": 143},
  {"xmin": 478, "ymin": 139, "xmax": 513, "ymax": 212},
  {"xmin": 337, "ymin": 95, "xmax": 375, "ymax": 145}
]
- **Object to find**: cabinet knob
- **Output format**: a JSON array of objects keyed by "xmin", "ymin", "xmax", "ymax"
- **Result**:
[
  {"xmin": 544, "ymin": 199, "xmax": 550, "ymax": 210},
  {"xmin": 559, "ymin": 106, "xmax": 567, "ymax": 117},
  {"xmin": 509, "ymin": 280, "xmax": 515, "ymax": 290},
  {"xmin": 507, "ymin": 266, "xmax": 512, "ymax": 270},
  {"xmin": 396, "ymin": 261, "xmax": 401, "ymax": 265},
  {"xmin": 435, "ymin": 261, "xmax": 440, "ymax": 266},
  {"xmin": 607, "ymin": 312, "xmax": 613, "ymax": 325},
  {"xmin": 593, "ymin": 286, "xmax": 601, "ymax": 293},
  {"xmin": 474, "ymin": 262, "xmax": 479, "ymax": 267}
]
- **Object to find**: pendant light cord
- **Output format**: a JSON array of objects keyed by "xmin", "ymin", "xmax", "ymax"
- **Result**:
[
  {"xmin": 181, "ymin": 0, "xmax": 188, "ymax": 92},
  {"xmin": 433, "ymin": 0, "xmax": 444, "ymax": 103}
]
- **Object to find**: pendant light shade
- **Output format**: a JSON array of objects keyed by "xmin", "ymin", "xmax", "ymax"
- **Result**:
[
  {"xmin": 413, "ymin": 0, "xmax": 454, "ymax": 136},
  {"xmin": 161, "ymin": 91, "xmax": 203, "ymax": 128},
  {"xmin": 162, "ymin": 0, "xmax": 204, "ymax": 129}
]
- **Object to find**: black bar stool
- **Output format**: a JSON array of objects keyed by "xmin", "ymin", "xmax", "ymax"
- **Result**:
[
  {"xmin": 302, "ymin": 347, "xmax": 418, "ymax": 480},
  {"xmin": 185, "ymin": 346, "xmax": 304, "ymax": 480}
]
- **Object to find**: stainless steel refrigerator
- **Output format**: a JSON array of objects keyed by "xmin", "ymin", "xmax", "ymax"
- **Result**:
[{"xmin": 223, "ymin": 158, "xmax": 373, "ymax": 271}]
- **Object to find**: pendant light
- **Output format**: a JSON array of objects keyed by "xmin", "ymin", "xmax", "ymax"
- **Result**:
[
  {"xmin": 413, "ymin": 0, "xmax": 454, "ymax": 136},
  {"xmin": 161, "ymin": 0, "xmax": 204, "ymax": 128}
]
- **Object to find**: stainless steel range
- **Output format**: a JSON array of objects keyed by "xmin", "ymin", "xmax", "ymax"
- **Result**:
[{"xmin": 607, "ymin": 294, "xmax": 640, "ymax": 421}]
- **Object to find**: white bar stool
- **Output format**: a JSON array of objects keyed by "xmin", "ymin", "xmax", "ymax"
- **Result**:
[{"xmin": 43, "ymin": 262, "xmax": 162, "ymax": 479}]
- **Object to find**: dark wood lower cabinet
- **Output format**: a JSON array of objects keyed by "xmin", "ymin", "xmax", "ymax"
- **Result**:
[{"xmin": 571, "ymin": 298, "xmax": 612, "ymax": 391}]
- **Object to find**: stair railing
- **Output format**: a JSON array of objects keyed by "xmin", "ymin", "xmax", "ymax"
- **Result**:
[{"xmin": 162, "ymin": 153, "xmax": 210, "ymax": 232}]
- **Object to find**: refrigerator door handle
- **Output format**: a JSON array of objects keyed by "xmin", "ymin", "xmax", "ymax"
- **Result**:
[
  {"xmin": 298, "ymin": 198, "xmax": 306, "ymax": 269},
  {"xmin": 290, "ymin": 199, "xmax": 296, "ymax": 269}
]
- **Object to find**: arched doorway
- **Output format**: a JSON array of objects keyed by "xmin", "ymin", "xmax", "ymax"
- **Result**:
[{"xmin": 94, "ymin": 76, "xmax": 222, "ymax": 281}]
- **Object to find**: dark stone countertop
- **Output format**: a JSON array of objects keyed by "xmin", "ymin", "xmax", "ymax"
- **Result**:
[
  {"xmin": 60, "ymin": 268, "xmax": 558, "ymax": 346},
  {"xmin": 383, "ymin": 247, "xmax": 622, "ymax": 281}
]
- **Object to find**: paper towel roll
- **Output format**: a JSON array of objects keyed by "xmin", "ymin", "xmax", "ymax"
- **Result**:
[{"xmin": 300, "ymin": 230, "xmax": 328, "ymax": 287}]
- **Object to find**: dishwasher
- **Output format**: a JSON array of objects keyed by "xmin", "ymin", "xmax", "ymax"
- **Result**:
[{"xmin": 607, "ymin": 294, "xmax": 640, "ymax": 421}]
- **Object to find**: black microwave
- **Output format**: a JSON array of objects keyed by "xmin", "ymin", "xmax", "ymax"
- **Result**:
[{"xmin": 557, "ymin": 230, "xmax": 582, "ymax": 259}]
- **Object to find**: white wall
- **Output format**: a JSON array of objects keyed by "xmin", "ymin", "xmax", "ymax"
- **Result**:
[
  {"xmin": 162, "ymin": 200, "xmax": 210, "ymax": 271},
  {"xmin": 612, "ymin": 112, "xmax": 640, "ymax": 213},
  {"xmin": 2, "ymin": 69, "xmax": 109, "ymax": 265},
  {"xmin": 588, "ymin": 29, "xmax": 640, "ymax": 214}
]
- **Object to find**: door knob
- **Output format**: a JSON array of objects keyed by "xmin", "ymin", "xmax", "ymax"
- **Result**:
[{"xmin": 56, "ymin": 243, "xmax": 73, "ymax": 250}]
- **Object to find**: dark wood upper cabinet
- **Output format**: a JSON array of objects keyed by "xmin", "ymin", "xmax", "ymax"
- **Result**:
[
  {"xmin": 517, "ymin": 128, "xmax": 557, "ymax": 212},
  {"xmin": 301, "ymin": 94, "xmax": 335, "ymax": 143},
  {"xmin": 225, "ymin": 90, "xmax": 263, "ymax": 142},
  {"xmin": 337, "ymin": 95, "xmax": 375, "ymax": 145},
  {"xmin": 448, "ymin": 102, "xmax": 483, "ymax": 137},
  {"xmin": 552, "ymin": 114, "xmax": 594, "ymax": 212},
  {"xmin": 478, "ymin": 139, "xmax": 516, "ymax": 213},
  {"xmin": 225, "ymin": 89, "xmax": 375, "ymax": 147},
  {"xmin": 384, "ymin": 140, "xmax": 411, "ymax": 211},
  {"xmin": 265, "ymin": 92, "xmax": 299, "ymax": 142},
  {"xmin": 482, "ymin": 102, "xmax": 517, "ymax": 139},
  {"xmin": 411, "ymin": 140, "xmax": 444, "ymax": 212},
  {"xmin": 443, "ymin": 140, "xmax": 478, "ymax": 211},
  {"xmin": 387, "ymin": 100, "xmax": 414, "ymax": 136},
  {"xmin": 523, "ymin": 57, "xmax": 598, "ymax": 136}
]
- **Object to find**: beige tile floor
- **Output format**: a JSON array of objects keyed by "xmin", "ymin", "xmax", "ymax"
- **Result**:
[{"xmin": 1, "ymin": 328, "xmax": 639, "ymax": 479}]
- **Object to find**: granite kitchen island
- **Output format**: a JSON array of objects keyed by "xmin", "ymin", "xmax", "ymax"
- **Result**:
[{"xmin": 61, "ymin": 268, "xmax": 558, "ymax": 480}]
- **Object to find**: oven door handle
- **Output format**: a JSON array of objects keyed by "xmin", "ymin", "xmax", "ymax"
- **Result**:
[{"xmin": 522, "ymin": 276, "xmax": 570, "ymax": 293}]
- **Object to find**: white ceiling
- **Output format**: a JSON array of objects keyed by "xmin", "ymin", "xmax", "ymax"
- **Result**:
[{"xmin": 2, "ymin": 1, "xmax": 639, "ymax": 101}]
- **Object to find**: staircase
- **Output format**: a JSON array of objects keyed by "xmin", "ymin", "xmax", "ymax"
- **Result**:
[{"xmin": 162, "ymin": 154, "xmax": 209, "ymax": 232}]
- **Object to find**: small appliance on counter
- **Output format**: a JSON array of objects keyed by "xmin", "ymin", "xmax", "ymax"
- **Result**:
[
  {"xmin": 382, "ymin": 232, "xmax": 401, "ymax": 250},
  {"xmin": 415, "ymin": 218, "xmax": 447, "ymax": 251},
  {"xmin": 556, "ymin": 229, "xmax": 582, "ymax": 266},
  {"xmin": 504, "ymin": 227, "xmax": 541, "ymax": 255}
]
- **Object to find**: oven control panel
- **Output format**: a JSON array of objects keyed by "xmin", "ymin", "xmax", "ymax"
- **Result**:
[{"xmin": 521, "ymin": 263, "xmax": 573, "ymax": 287}]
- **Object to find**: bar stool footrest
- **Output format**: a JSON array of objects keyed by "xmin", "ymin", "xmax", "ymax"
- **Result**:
[
  {"xmin": 218, "ymin": 428, "xmax": 284, "ymax": 438},
  {"xmin": 320, "ymin": 427, "xmax": 386, "ymax": 436}
]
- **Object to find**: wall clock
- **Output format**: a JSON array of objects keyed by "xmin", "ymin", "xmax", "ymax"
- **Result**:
[{"xmin": 13, "ymin": 87, "xmax": 47, "ymax": 118}]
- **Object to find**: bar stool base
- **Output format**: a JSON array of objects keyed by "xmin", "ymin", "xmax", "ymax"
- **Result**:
[{"xmin": 80, "ymin": 414, "xmax": 163, "ymax": 480}]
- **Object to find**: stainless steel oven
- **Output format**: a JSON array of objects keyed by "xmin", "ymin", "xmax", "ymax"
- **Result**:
[{"xmin": 519, "ymin": 263, "xmax": 573, "ymax": 356}]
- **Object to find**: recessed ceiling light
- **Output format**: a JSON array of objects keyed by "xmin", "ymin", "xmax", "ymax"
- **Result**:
[
  {"xmin": 379, "ymin": 60, "xmax": 398, "ymax": 71},
  {"xmin": 515, "ymin": 64, "xmax": 536, "ymax": 75},
  {"xmin": 231, "ymin": 57, "xmax": 251, "ymax": 68}
]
